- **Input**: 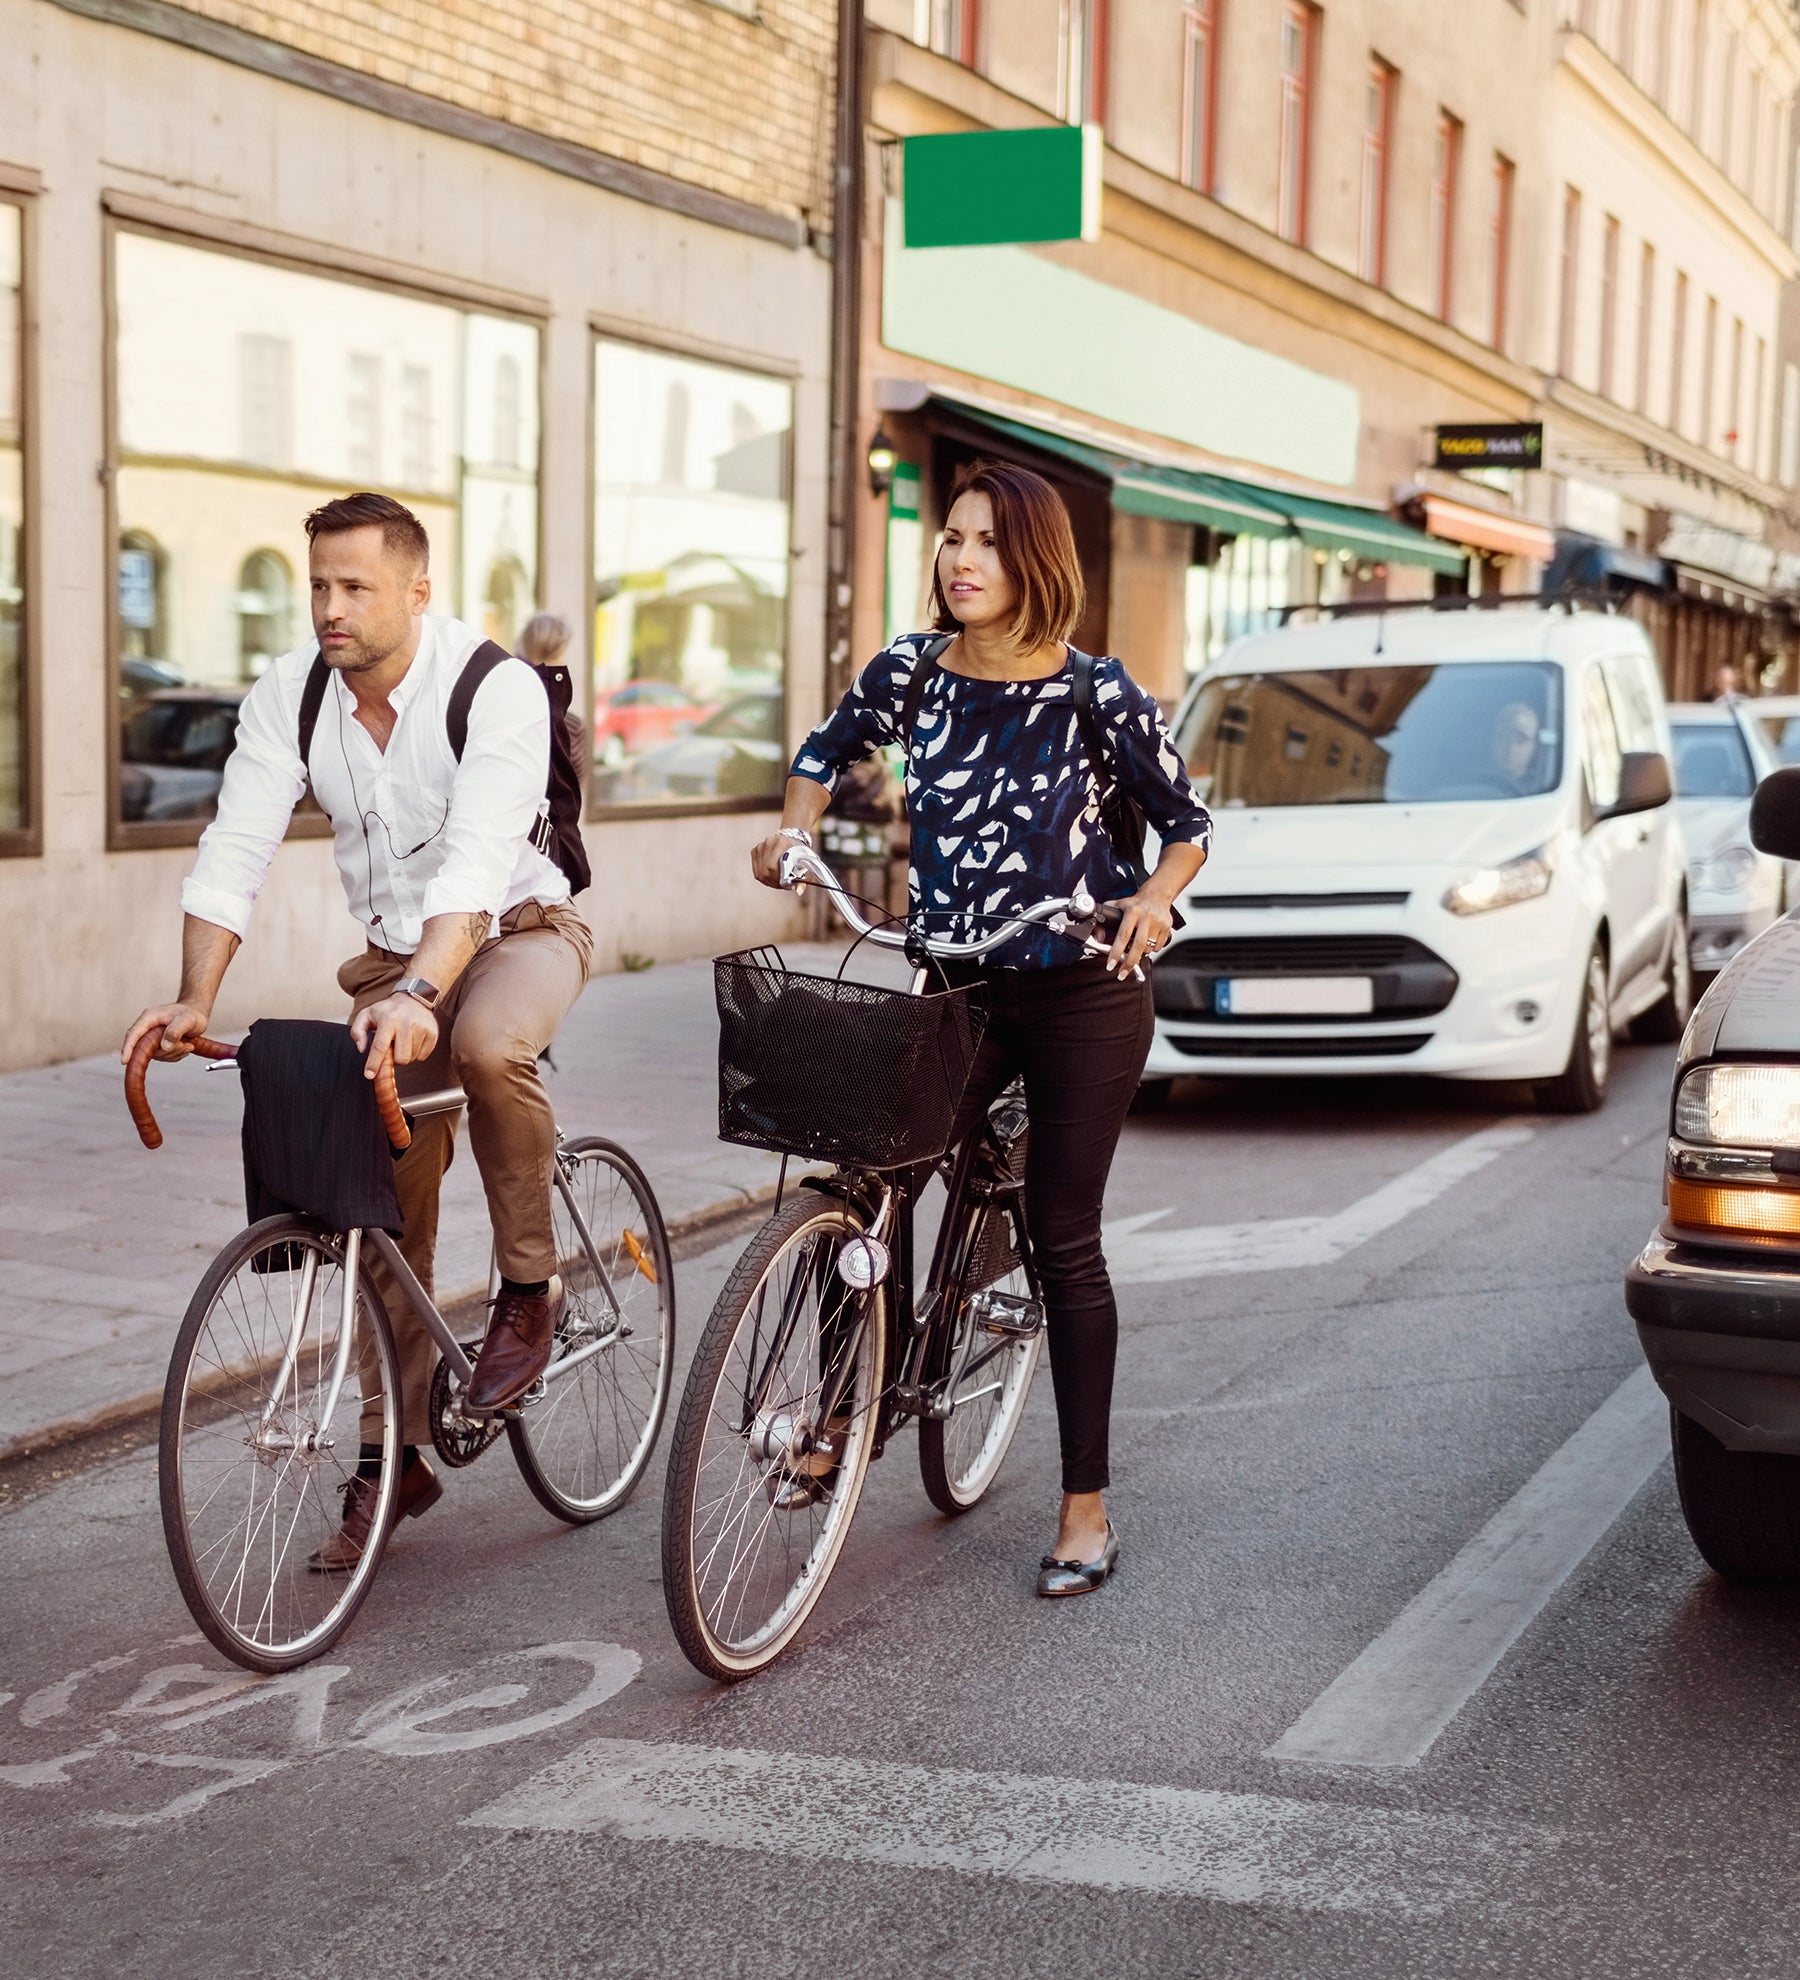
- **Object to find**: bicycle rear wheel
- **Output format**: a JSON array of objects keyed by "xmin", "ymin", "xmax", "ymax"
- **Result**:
[
  {"xmin": 918, "ymin": 1193, "xmax": 1043, "ymax": 1514},
  {"xmin": 159, "ymin": 1216, "xmax": 400, "ymax": 1673},
  {"xmin": 662, "ymin": 1193, "xmax": 886, "ymax": 1681},
  {"xmin": 509, "ymin": 1137, "xmax": 674, "ymax": 1523}
]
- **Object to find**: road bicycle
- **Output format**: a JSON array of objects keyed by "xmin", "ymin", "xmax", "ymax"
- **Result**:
[
  {"xmin": 124, "ymin": 1027, "xmax": 673, "ymax": 1674},
  {"xmin": 660, "ymin": 844, "xmax": 1128, "ymax": 1681}
]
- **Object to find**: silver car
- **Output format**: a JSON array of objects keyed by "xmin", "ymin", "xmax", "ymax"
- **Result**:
[{"xmin": 1666, "ymin": 701, "xmax": 1785, "ymax": 974}]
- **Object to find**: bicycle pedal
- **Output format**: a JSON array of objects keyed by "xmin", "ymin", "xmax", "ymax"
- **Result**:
[{"xmin": 969, "ymin": 1289, "xmax": 1044, "ymax": 1339}]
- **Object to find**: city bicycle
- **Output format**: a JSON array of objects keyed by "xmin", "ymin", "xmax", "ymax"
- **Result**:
[
  {"xmin": 124, "ymin": 1027, "xmax": 673, "ymax": 1674},
  {"xmin": 660, "ymin": 844, "xmax": 1129, "ymax": 1681}
]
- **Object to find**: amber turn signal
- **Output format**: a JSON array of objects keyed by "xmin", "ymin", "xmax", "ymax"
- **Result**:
[{"xmin": 1669, "ymin": 1176, "xmax": 1800, "ymax": 1237}]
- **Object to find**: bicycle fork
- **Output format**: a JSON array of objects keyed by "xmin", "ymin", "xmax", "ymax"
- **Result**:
[{"xmin": 252, "ymin": 1229, "xmax": 361, "ymax": 1457}]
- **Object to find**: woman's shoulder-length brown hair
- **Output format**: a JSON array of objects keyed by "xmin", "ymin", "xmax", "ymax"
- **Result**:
[{"xmin": 929, "ymin": 458, "xmax": 1086, "ymax": 651}]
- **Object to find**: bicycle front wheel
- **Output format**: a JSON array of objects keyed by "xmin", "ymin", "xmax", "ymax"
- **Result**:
[
  {"xmin": 661, "ymin": 1193, "xmax": 886, "ymax": 1681},
  {"xmin": 159, "ymin": 1216, "xmax": 400, "ymax": 1673},
  {"xmin": 509, "ymin": 1137, "xmax": 674, "ymax": 1523},
  {"xmin": 918, "ymin": 1193, "xmax": 1043, "ymax": 1515}
]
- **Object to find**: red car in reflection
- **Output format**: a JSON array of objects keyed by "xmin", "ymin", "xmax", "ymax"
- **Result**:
[{"xmin": 593, "ymin": 680, "xmax": 714, "ymax": 766}]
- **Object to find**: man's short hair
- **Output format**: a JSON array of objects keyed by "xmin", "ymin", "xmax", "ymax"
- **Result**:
[{"xmin": 304, "ymin": 492, "xmax": 430, "ymax": 575}]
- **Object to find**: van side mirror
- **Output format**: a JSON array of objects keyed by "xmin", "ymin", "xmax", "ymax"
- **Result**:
[
  {"xmin": 1751, "ymin": 766, "xmax": 1800, "ymax": 859},
  {"xmin": 1601, "ymin": 750, "xmax": 1672, "ymax": 819}
]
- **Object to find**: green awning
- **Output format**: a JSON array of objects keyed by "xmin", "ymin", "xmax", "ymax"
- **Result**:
[{"xmin": 933, "ymin": 399, "xmax": 1465, "ymax": 571}]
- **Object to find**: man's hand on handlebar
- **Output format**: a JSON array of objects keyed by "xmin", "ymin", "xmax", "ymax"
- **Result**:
[
  {"xmin": 121, "ymin": 1002, "xmax": 212, "ymax": 1066},
  {"xmin": 350, "ymin": 992, "xmax": 439, "ymax": 1079}
]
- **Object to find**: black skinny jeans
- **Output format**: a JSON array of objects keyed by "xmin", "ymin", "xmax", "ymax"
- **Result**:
[{"xmin": 938, "ymin": 961, "xmax": 1154, "ymax": 1495}]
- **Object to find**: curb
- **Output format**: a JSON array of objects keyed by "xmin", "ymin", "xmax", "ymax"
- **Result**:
[{"xmin": 0, "ymin": 1176, "xmax": 804, "ymax": 1473}]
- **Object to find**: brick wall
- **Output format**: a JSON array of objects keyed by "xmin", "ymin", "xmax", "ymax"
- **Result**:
[{"xmin": 171, "ymin": 0, "xmax": 839, "ymax": 226}]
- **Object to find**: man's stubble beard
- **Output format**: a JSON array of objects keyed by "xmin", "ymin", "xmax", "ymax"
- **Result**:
[{"xmin": 318, "ymin": 614, "xmax": 410, "ymax": 676}]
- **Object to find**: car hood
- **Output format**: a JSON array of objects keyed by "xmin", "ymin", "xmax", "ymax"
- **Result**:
[
  {"xmin": 1192, "ymin": 796, "xmax": 1568, "ymax": 882},
  {"xmin": 1675, "ymin": 794, "xmax": 1753, "ymax": 863},
  {"xmin": 1683, "ymin": 914, "xmax": 1800, "ymax": 1063}
]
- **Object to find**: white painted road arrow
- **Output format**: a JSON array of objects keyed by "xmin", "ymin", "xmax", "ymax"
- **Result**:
[{"xmin": 1104, "ymin": 1122, "xmax": 1537, "ymax": 1282}]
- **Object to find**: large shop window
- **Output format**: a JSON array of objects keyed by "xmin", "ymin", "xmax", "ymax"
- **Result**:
[
  {"xmin": 0, "ymin": 202, "xmax": 24, "ymax": 843},
  {"xmin": 590, "ymin": 339, "xmax": 792, "ymax": 811},
  {"xmin": 111, "ymin": 229, "xmax": 540, "ymax": 840}
]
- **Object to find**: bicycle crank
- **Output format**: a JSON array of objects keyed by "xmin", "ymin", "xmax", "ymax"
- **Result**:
[{"xmin": 428, "ymin": 1342, "xmax": 505, "ymax": 1467}]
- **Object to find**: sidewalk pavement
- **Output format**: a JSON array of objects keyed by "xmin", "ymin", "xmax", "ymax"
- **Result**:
[{"xmin": 0, "ymin": 939, "xmax": 904, "ymax": 1462}]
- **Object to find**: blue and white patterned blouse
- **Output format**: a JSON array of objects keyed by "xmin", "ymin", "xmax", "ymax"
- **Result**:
[{"xmin": 790, "ymin": 633, "xmax": 1213, "ymax": 970}]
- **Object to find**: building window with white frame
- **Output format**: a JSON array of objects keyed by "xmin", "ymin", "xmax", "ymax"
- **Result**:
[
  {"xmin": 1558, "ymin": 185, "xmax": 1582, "ymax": 377},
  {"xmin": 590, "ymin": 338, "xmax": 792, "ymax": 812},
  {"xmin": 0, "ymin": 201, "xmax": 23, "ymax": 842},
  {"xmin": 1277, "ymin": 3, "xmax": 1317, "ymax": 246},
  {"xmin": 1428, "ymin": 110, "xmax": 1462, "ymax": 322},
  {"xmin": 1634, "ymin": 241, "xmax": 1655, "ymax": 414},
  {"xmin": 914, "ymin": 0, "xmax": 976, "ymax": 64},
  {"xmin": 1598, "ymin": 214, "xmax": 1621, "ymax": 399},
  {"xmin": 1780, "ymin": 361, "xmax": 1800, "ymax": 488},
  {"xmin": 1060, "ymin": 0, "xmax": 1108, "ymax": 126},
  {"xmin": 111, "ymin": 229, "xmax": 540, "ymax": 839},
  {"xmin": 1182, "ymin": 1, "xmax": 1222, "ymax": 196},
  {"xmin": 1359, "ymin": 59, "xmax": 1395, "ymax": 287},
  {"xmin": 1669, "ymin": 269, "xmax": 1689, "ymax": 435},
  {"xmin": 1490, "ymin": 153, "xmax": 1514, "ymax": 351}
]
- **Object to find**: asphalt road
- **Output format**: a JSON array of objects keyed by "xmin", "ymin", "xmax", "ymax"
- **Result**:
[{"xmin": 6, "ymin": 1038, "xmax": 1795, "ymax": 1979}]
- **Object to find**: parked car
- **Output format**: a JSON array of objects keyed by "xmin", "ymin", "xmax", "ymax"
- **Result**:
[
  {"xmin": 1746, "ymin": 693, "xmax": 1800, "ymax": 767},
  {"xmin": 593, "ymin": 679, "xmax": 713, "ymax": 767},
  {"xmin": 1625, "ymin": 764, "xmax": 1800, "ymax": 1580},
  {"xmin": 596, "ymin": 687, "xmax": 783, "ymax": 802},
  {"xmin": 118, "ymin": 685, "xmax": 246, "ymax": 822},
  {"xmin": 1666, "ymin": 700, "xmax": 1786, "ymax": 974},
  {"xmin": 1142, "ymin": 602, "xmax": 1686, "ymax": 1114}
]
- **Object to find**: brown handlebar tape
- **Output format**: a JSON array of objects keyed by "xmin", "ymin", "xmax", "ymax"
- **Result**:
[{"xmin": 125, "ymin": 1027, "xmax": 411, "ymax": 1153}]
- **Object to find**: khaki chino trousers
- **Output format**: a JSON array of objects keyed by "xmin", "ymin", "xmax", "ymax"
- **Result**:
[{"xmin": 341, "ymin": 899, "xmax": 594, "ymax": 1442}]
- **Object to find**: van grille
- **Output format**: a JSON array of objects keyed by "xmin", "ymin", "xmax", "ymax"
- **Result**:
[
  {"xmin": 1167, "ymin": 1033, "xmax": 1432, "ymax": 1060},
  {"xmin": 1153, "ymin": 935, "xmax": 1458, "ymax": 1023}
]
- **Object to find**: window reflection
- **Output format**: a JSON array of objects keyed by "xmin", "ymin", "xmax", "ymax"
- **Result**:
[
  {"xmin": 0, "ymin": 202, "xmax": 21, "ymax": 835},
  {"xmin": 113, "ymin": 231, "xmax": 540, "ymax": 831},
  {"xmin": 591, "ymin": 339, "xmax": 791, "ymax": 806}
]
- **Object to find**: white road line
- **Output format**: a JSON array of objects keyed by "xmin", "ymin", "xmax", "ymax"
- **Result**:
[
  {"xmin": 1104, "ymin": 1122, "xmax": 1536, "ymax": 1283},
  {"xmin": 467, "ymin": 1737, "xmax": 1554, "ymax": 1918},
  {"xmin": 1267, "ymin": 1365, "xmax": 1668, "ymax": 1771}
]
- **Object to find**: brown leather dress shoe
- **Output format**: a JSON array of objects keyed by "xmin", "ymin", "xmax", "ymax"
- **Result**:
[
  {"xmin": 308, "ymin": 1454, "xmax": 444, "ymax": 1576},
  {"xmin": 466, "ymin": 1277, "xmax": 563, "ymax": 1413}
]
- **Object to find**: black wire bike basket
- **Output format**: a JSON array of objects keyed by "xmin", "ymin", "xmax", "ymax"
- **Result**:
[{"xmin": 715, "ymin": 947, "xmax": 988, "ymax": 1169}]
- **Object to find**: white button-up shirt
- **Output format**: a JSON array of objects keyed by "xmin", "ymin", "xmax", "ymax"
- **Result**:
[{"xmin": 182, "ymin": 615, "xmax": 570, "ymax": 953}]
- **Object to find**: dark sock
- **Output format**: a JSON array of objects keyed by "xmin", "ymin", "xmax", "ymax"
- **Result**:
[
  {"xmin": 357, "ymin": 1443, "xmax": 419, "ymax": 1480},
  {"xmin": 501, "ymin": 1276, "xmax": 550, "ymax": 1299}
]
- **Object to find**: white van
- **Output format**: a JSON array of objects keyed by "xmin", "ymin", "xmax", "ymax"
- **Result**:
[{"xmin": 1145, "ymin": 603, "xmax": 1688, "ymax": 1113}]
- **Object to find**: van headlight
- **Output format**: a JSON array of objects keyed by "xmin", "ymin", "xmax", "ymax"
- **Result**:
[
  {"xmin": 1675, "ymin": 1064, "xmax": 1800, "ymax": 1147},
  {"xmin": 1442, "ymin": 846, "xmax": 1554, "ymax": 916},
  {"xmin": 1696, "ymin": 845, "xmax": 1759, "ymax": 893}
]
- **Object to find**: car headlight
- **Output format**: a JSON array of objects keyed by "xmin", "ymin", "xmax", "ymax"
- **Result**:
[
  {"xmin": 1698, "ymin": 844, "xmax": 1759, "ymax": 893},
  {"xmin": 1675, "ymin": 1063, "xmax": 1800, "ymax": 1147},
  {"xmin": 1442, "ymin": 846, "xmax": 1554, "ymax": 916}
]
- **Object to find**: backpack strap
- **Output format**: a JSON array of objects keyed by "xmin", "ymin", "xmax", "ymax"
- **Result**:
[
  {"xmin": 296, "ymin": 652, "xmax": 330, "ymax": 775},
  {"xmin": 1067, "ymin": 647, "xmax": 1117, "ymax": 795},
  {"xmin": 896, "ymin": 632, "xmax": 956, "ymax": 750},
  {"xmin": 444, "ymin": 639, "xmax": 515, "ymax": 760}
]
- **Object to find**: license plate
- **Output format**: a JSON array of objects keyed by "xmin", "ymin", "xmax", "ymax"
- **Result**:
[{"xmin": 1215, "ymin": 976, "xmax": 1375, "ymax": 1016}]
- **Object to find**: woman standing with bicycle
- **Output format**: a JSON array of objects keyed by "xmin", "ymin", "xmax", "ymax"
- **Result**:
[{"xmin": 751, "ymin": 459, "xmax": 1210, "ymax": 1597}]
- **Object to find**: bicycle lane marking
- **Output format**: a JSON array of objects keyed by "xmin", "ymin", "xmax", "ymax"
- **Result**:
[
  {"xmin": 1266, "ymin": 1365, "xmax": 1667, "ymax": 1770},
  {"xmin": 464, "ymin": 1737, "xmax": 1559, "ymax": 1920},
  {"xmin": 1102, "ymin": 1122, "xmax": 1537, "ymax": 1281}
]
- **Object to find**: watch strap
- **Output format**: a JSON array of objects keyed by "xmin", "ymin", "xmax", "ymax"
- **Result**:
[{"xmin": 394, "ymin": 976, "xmax": 440, "ymax": 1009}]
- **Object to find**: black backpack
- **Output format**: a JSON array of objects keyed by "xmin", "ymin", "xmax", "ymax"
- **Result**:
[
  {"xmin": 896, "ymin": 636, "xmax": 1149, "ymax": 886},
  {"xmin": 296, "ymin": 638, "xmax": 591, "ymax": 894}
]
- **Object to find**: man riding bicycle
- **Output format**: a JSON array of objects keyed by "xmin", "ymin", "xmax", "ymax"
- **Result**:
[{"xmin": 121, "ymin": 492, "xmax": 593, "ymax": 1570}]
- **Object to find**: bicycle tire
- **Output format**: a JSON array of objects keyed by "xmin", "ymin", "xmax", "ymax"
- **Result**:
[
  {"xmin": 159, "ymin": 1215, "xmax": 401, "ymax": 1673},
  {"xmin": 918, "ymin": 1189, "xmax": 1043, "ymax": 1515},
  {"xmin": 661, "ymin": 1192, "xmax": 887, "ymax": 1681},
  {"xmin": 509, "ymin": 1137, "xmax": 675, "ymax": 1524}
]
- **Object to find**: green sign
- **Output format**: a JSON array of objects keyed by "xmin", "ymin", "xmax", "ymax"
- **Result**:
[
  {"xmin": 889, "ymin": 461, "xmax": 920, "ymax": 519},
  {"xmin": 1433, "ymin": 422, "xmax": 1544, "ymax": 469},
  {"xmin": 903, "ymin": 125, "xmax": 1102, "ymax": 249}
]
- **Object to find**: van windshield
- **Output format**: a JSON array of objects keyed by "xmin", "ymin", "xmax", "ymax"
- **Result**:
[{"xmin": 1175, "ymin": 662, "xmax": 1564, "ymax": 807}]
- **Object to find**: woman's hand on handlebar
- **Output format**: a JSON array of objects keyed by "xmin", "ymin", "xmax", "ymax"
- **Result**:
[
  {"xmin": 1103, "ymin": 890, "xmax": 1176, "ymax": 976},
  {"xmin": 350, "ymin": 993, "xmax": 438, "ymax": 1078},
  {"xmin": 750, "ymin": 831, "xmax": 796, "ymax": 890},
  {"xmin": 121, "ymin": 1002, "xmax": 212, "ymax": 1066},
  {"xmin": 752, "ymin": 777, "xmax": 832, "ymax": 889}
]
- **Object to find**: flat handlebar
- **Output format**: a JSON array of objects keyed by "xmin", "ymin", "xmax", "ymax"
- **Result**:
[
  {"xmin": 124, "ymin": 1026, "xmax": 412, "ymax": 1153},
  {"xmin": 776, "ymin": 843, "xmax": 1128, "ymax": 968}
]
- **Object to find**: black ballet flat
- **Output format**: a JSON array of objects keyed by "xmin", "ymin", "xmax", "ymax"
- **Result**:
[{"xmin": 1036, "ymin": 1522, "xmax": 1119, "ymax": 1598}]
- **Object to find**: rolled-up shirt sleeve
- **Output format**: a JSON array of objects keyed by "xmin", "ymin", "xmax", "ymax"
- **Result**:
[
  {"xmin": 419, "ymin": 657, "xmax": 551, "ymax": 923},
  {"xmin": 1097, "ymin": 659, "xmax": 1213, "ymax": 853},
  {"xmin": 180, "ymin": 667, "xmax": 309, "ymax": 940},
  {"xmin": 790, "ymin": 644, "xmax": 910, "ymax": 789}
]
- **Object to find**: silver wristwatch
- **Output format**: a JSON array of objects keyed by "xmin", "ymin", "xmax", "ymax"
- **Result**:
[
  {"xmin": 394, "ymin": 976, "xmax": 440, "ymax": 1010},
  {"xmin": 777, "ymin": 827, "xmax": 814, "ymax": 848}
]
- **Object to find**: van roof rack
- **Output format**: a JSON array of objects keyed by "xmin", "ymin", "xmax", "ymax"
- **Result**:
[{"xmin": 1276, "ymin": 586, "xmax": 1618, "ymax": 625}]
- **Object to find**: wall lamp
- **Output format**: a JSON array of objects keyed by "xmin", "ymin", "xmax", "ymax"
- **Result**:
[{"xmin": 867, "ymin": 426, "xmax": 898, "ymax": 497}]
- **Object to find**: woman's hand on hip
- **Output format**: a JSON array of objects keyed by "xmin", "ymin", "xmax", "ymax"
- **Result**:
[{"xmin": 1104, "ymin": 890, "xmax": 1175, "ymax": 976}]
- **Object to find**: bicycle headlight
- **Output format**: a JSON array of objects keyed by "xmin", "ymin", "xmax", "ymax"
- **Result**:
[
  {"xmin": 1675, "ymin": 1064, "xmax": 1800, "ymax": 1147},
  {"xmin": 1442, "ymin": 845, "xmax": 1554, "ymax": 917}
]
